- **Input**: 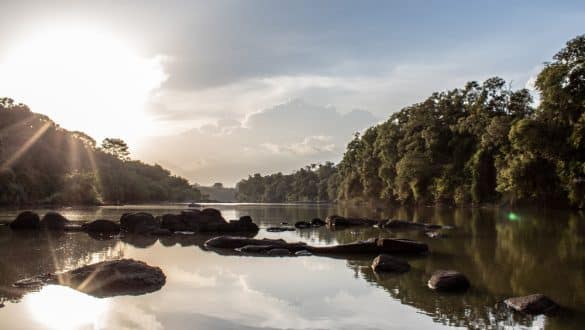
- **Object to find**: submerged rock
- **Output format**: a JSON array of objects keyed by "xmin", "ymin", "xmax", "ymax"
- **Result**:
[
  {"xmin": 504, "ymin": 294, "xmax": 559, "ymax": 315},
  {"xmin": 16, "ymin": 259, "xmax": 165, "ymax": 298},
  {"xmin": 310, "ymin": 218, "xmax": 326, "ymax": 227},
  {"xmin": 325, "ymin": 215, "xmax": 378, "ymax": 227},
  {"xmin": 294, "ymin": 221, "xmax": 311, "ymax": 229},
  {"xmin": 10, "ymin": 211, "xmax": 40, "ymax": 230},
  {"xmin": 120, "ymin": 213, "xmax": 159, "ymax": 234},
  {"xmin": 40, "ymin": 212, "xmax": 70, "ymax": 230},
  {"xmin": 295, "ymin": 250, "xmax": 312, "ymax": 256},
  {"xmin": 236, "ymin": 245, "xmax": 275, "ymax": 253},
  {"xmin": 267, "ymin": 248, "xmax": 290, "ymax": 256},
  {"xmin": 309, "ymin": 238, "xmax": 428, "ymax": 255},
  {"xmin": 382, "ymin": 219, "xmax": 442, "ymax": 230},
  {"xmin": 205, "ymin": 236, "xmax": 307, "ymax": 251},
  {"xmin": 83, "ymin": 219, "xmax": 120, "ymax": 234},
  {"xmin": 425, "ymin": 231, "xmax": 445, "ymax": 239},
  {"xmin": 427, "ymin": 270, "xmax": 470, "ymax": 292},
  {"xmin": 266, "ymin": 226, "xmax": 295, "ymax": 232},
  {"xmin": 371, "ymin": 254, "xmax": 410, "ymax": 273}
]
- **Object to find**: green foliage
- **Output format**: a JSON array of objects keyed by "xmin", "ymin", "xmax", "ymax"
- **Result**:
[
  {"xmin": 0, "ymin": 98, "xmax": 202, "ymax": 205},
  {"xmin": 236, "ymin": 35, "xmax": 585, "ymax": 208}
]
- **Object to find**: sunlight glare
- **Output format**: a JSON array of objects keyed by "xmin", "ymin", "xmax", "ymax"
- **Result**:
[
  {"xmin": 24, "ymin": 285, "xmax": 109, "ymax": 330},
  {"xmin": 0, "ymin": 26, "xmax": 168, "ymax": 143}
]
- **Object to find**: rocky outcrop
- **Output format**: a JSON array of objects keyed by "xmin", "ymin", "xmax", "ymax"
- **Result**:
[
  {"xmin": 427, "ymin": 270, "xmax": 470, "ymax": 291},
  {"xmin": 309, "ymin": 238, "xmax": 428, "ymax": 255},
  {"xmin": 40, "ymin": 212, "xmax": 70, "ymax": 230},
  {"xmin": 381, "ymin": 219, "xmax": 443, "ymax": 230},
  {"xmin": 294, "ymin": 221, "xmax": 311, "ymax": 229},
  {"xmin": 504, "ymin": 294, "xmax": 559, "ymax": 315},
  {"xmin": 120, "ymin": 213, "xmax": 160, "ymax": 234},
  {"xmin": 205, "ymin": 236, "xmax": 307, "ymax": 251},
  {"xmin": 9, "ymin": 211, "xmax": 40, "ymax": 230},
  {"xmin": 14, "ymin": 259, "xmax": 165, "ymax": 298},
  {"xmin": 310, "ymin": 218, "xmax": 326, "ymax": 227},
  {"xmin": 371, "ymin": 254, "xmax": 410, "ymax": 273},
  {"xmin": 160, "ymin": 209, "xmax": 258, "ymax": 233},
  {"xmin": 325, "ymin": 215, "xmax": 379, "ymax": 227},
  {"xmin": 83, "ymin": 219, "xmax": 121, "ymax": 234}
]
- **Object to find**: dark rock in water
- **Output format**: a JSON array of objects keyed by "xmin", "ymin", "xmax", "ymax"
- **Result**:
[
  {"xmin": 377, "ymin": 238, "xmax": 429, "ymax": 254},
  {"xmin": 205, "ymin": 236, "xmax": 307, "ymax": 251},
  {"xmin": 267, "ymin": 248, "xmax": 290, "ymax": 256},
  {"xmin": 14, "ymin": 259, "xmax": 165, "ymax": 298},
  {"xmin": 428, "ymin": 270, "xmax": 470, "ymax": 291},
  {"xmin": 150, "ymin": 228, "xmax": 172, "ymax": 236},
  {"xmin": 325, "ymin": 215, "xmax": 378, "ymax": 227},
  {"xmin": 266, "ymin": 226, "xmax": 295, "ymax": 232},
  {"xmin": 239, "ymin": 215, "xmax": 253, "ymax": 223},
  {"xmin": 295, "ymin": 250, "xmax": 312, "ymax": 256},
  {"xmin": 294, "ymin": 221, "xmax": 311, "ymax": 229},
  {"xmin": 371, "ymin": 254, "xmax": 410, "ymax": 273},
  {"xmin": 40, "ymin": 212, "xmax": 70, "ymax": 230},
  {"xmin": 120, "ymin": 213, "xmax": 160, "ymax": 234},
  {"xmin": 161, "ymin": 213, "xmax": 188, "ymax": 232},
  {"xmin": 311, "ymin": 218, "xmax": 326, "ymax": 227},
  {"xmin": 504, "ymin": 294, "xmax": 559, "ymax": 315},
  {"xmin": 10, "ymin": 211, "xmax": 41, "ymax": 230},
  {"xmin": 236, "ymin": 245, "xmax": 275, "ymax": 253},
  {"xmin": 83, "ymin": 219, "xmax": 120, "ymax": 233},
  {"xmin": 425, "ymin": 231, "xmax": 445, "ymax": 239},
  {"xmin": 382, "ymin": 219, "xmax": 443, "ymax": 230}
]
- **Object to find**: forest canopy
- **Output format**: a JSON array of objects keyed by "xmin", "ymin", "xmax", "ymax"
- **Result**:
[
  {"xmin": 236, "ymin": 35, "xmax": 585, "ymax": 208},
  {"xmin": 0, "ymin": 99, "xmax": 202, "ymax": 205}
]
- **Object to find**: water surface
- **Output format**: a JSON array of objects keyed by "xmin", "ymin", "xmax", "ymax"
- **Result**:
[{"xmin": 0, "ymin": 204, "xmax": 583, "ymax": 329}]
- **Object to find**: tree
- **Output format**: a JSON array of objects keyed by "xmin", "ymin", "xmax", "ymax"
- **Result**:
[{"xmin": 101, "ymin": 138, "xmax": 130, "ymax": 161}]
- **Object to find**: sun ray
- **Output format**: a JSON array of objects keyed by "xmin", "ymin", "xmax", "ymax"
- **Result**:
[{"xmin": 0, "ymin": 121, "xmax": 52, "ymax": 172}]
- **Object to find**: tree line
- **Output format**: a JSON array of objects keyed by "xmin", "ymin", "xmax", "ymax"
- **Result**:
[
  {"xmin": 236, "ymin": 35, "xmax": 585, "ymax": 208},
  {"xmin": 0, "ymin": 99, "xmax": 202, "ymax": 205}
]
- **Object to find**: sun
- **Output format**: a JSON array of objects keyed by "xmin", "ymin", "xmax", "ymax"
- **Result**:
[{"xmin": 0, "ymin": 26, "xmax": 167, "ymax": 144}]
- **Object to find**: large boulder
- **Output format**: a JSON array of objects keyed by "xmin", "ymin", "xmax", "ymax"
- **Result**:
[
  {"xmin": 504, "ymin": 294, "xmax": 559, "ymax": 315},
  {"xmin": 40, "ymin": 212, "xmax": 70, "ymax": 230},
  {"xmin": 120, "ymin": 213, "xmax": 160, "ymax": 234},
  {"xmin": 14, "ymin": 259, "xmax": 165, "ymax": 298},
  {"xmin": 325, "ymin": 215, "xmax": 378, "ymax": 227},
  {"xmin": 311, "ymin": 218, "xmax": 326, "ymax": 227},
  {"xmin": 83, "ymin": 219, "xmax": 120, "ymax": 234},
  {"xmin": 10, "ymin": 211, "xmax": 40, "ymax": 230},
  {"xmin": 427, "ymin": 270, "xmax": 470, "ymax": 291},
  {"xmin": 160, "ymin": 213, "xmax": 189, "ymax": 232},
  {"xmin": 371, "ymin": 254, "xmax": 410, "ymax": 273}
]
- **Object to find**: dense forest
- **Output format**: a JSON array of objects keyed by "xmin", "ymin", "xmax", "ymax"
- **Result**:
[
  {"xmin": 0, "ymin": 99, "xmax": 202, "ymax": 205},
  {"xmin": 236, "ymin": 35, "xmax": 585, "ymax": 208}
]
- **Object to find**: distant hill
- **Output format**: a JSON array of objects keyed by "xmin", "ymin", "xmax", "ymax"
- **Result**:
[
  {"xmin": 0, "ymin": 98, "xmax": 202, "ymax": 205},
  {"xmin": 197, "ymin": 183, "xmax": 236, "ymax": 202}
]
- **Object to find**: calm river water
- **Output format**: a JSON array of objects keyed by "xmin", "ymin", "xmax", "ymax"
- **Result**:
[{"xmin": 0, "ymin": 204, "xmax": 583, "ymax": 329}]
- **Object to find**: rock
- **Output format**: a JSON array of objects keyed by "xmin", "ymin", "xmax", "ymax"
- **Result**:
[
  {"xmin": 150, "ymin": 228, "xmax": 172, "ymax": 236},
  {"xmin": 311, "ymin": 218, "xmax": 326, "ymax": 227},
  {"xmin": 267, "ymin": 248, "xmax": 290, "ymax": 256},
  {"xmin": 377, "ymin": 238, "xmax": 429, "ymax": 254},
  {"xmin": 371, "ymin": 254, "xmax": 411, "ymax": 273},
  {"xmin": 236, "ymin": 245, "xmax": 274, "ymax": 253},
  {"xmin": 425, "ymin": 231, "xmax": 445, "ymax": 239},
  {"xmin": 40, "ymin": 212, "xmax": 70, "ymax": 230},
  {"xmin": 504, "ymin": 294, "xmax": 559, "ymax": 315},
  {"xmin": 295, "ymin": 250, "xmax": 312, "ymax": 256},
  {"xmin": 266, "ymin": 227, "xmax": 295, "ymax": 232},
  {"xmin": 161, "ymin": 213, "xmax": 188, "ymax": 232},
  {"xmin": 9, "ymin": 211, "xmax": 41, "ymax": 229},
  {"xmin": 382, "ymin": 219, "xmax": 443, "ymax": 230},
  {"xmin": 205, "ymin": 236, "xmax": 307, "ymax": 251},
  {"xmin": 14, "ymin": 259, "xmax": 165, "ymax": 298},
  {"xmin": 325, "ymin": 215, "xmax": 378, "ymax": 227},
  {"xmin": 294, "ymin": 221, "xmax": 311, "ymax": 229},
  {"xmin": 83, "ymin": 219, "xmax": 120, "ymax": 233},
  {"xmin": 120, "ymin": 213, "xmax": 159, "ymax": 234},
  {"xmin": 239, "ymin": 215, "xmax": 253, "ymax": 223},
  {"xmin": 428, "ymin": 270, "xmax": 470, "ymax": 291}
]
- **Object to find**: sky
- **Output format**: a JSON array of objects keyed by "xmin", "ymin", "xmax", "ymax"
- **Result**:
[{"xmin": 0, "ymin": 0, "xmax": 584, "ymax": 186}]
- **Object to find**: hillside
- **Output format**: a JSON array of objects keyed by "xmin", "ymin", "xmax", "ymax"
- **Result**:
[{"xmin": 0, "ymin": 98, "xmax": 202, "ymax": 205}]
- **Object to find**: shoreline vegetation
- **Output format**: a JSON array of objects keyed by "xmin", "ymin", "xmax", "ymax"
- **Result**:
[{"xmin": 236, "ymin": 35, "xmax": 585, "ymax": 209}]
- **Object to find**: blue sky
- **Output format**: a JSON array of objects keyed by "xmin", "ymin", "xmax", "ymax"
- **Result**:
[{"xmin": 0, "ymin": 0, "xmax": 584, "ymax": 185}]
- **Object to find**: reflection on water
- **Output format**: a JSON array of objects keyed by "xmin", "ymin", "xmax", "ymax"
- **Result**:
[{"xmin": 0, "ymin": 204, "xmax": 583, "ymax": 329}]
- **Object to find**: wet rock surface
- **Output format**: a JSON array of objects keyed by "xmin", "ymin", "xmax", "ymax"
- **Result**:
[
  {"xmin": 83, "ymin": 219, "xmax": 121, "ymax": 234},
  {"xmin": 120, "ymin": 212, "xmax": 160, "ymax": 234},
  {"xmin": 10, "ymin": 211, "xmax": 41, "ymax": 230},
  {"xmin": 381, "ymin": 219, "xmax": 443, "ymax": 230},
  {"xmin": 428, "ymin": 270, "xmax": 470, "ymax": 292},
  {"xmin": 325, "ymin": 215, "xmax": 379, "ymax": 227},
  {"xmin": 504, "ymin": 294, "xmax": 560, "ymax": 315},
  {"xmin": 371, "ymin": 254, "xmax": 411, "ymax": 273},
  {"xmin": 40, "ymin": 212, "xmax": 70, "ymax": 230},
  {"xmin": 14, "ymin": 259, "xmax": 166, "ymax": 298}
]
